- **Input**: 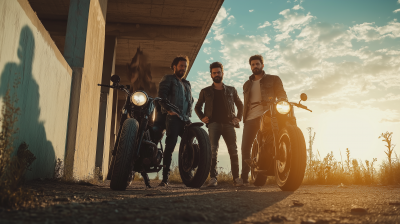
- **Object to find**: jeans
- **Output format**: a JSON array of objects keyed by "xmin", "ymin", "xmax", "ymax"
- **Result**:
[
  {"xmin": 208, "ymin": 122, "xmax": 239, "ymax": 180},
  {"xmin": 162, "ymin": 115, "xmax": 185, "ymax": 181},
  {"xmin": 240, "ymin": 116, "xmax": 262, "ymax": 181}
]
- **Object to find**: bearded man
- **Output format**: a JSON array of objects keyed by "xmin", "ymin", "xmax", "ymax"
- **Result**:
[
  {"xmin": 195, "ymin": 62, "xmax": 244, "ymax": 187},
  {"xmin": 240, "ymin": 55, "xmax": 287, "ymax": 185},
  {"xmin": 157, "ymin": 56, "xmax": 194, "ymax": 186}
]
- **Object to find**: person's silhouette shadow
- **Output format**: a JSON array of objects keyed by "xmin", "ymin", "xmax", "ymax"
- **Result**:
[{"xmin": 0, "ymin": 26, "xmax": 55, "ymax": 179}]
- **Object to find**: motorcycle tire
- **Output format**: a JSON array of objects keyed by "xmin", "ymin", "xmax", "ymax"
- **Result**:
[
  {"xmin": 275, "ymin": 125, "xmax": 307, "ymax": 191},
  {"xmin": 250, "ymin": 139, "xmax": 268, "ymax": 186},
  {"xmin": 179, "ymin": 126, "xmax": 211, "ymax": 188},
  {"xmin": 106, "ymin": 154, "xmax": 116, "ymax": 180},
  {"xmin": 110, "ymin": 118, "xmax": 139, "ymax": 191}
]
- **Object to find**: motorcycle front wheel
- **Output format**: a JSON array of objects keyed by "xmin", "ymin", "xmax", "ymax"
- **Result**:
[
  {"xmin": 110, "ymin": 118, "xmax": 138, "ymax": 191},
  {"xmin": 250, "ymin": 138, "xmax": 268, "ymax": 186},
  {"xmin": 274, "ymin": 125, "xmax": 307, "ymax": 191},
  {"xmin": 179, "ymin": 126, "xmax": 211, "ymax": 188}
]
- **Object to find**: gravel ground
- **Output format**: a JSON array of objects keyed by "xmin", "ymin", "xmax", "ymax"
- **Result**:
[{"xmin": 0, "ymin": 180, "xmax": 399, "ymax": 224}]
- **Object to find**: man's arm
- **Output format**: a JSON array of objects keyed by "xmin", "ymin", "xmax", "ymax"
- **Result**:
[
  {"xmin": 233, "ymin": 88, "xmax": 243, "ymax": 121},
  {"xmin": 158, "ymin": 75, "xmax": 171, "ymax": 99},
  {"xmin": 194, "ymin": 89, "xmax": 206, "ymax": 120},
  {"xmin": 274, "ymin": 76, "xmax": 288, "ymax": 100}
]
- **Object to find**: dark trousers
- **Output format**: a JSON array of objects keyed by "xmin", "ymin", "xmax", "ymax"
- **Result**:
[
  {"xmin": 240, "ymin": 116, "xmax": 262, "ymax": 180},
  {"xmin": 208, "ymin": 122, "xmax": 239, "ymax": 180},
  {"xmin": 162, "ymin": 115, "xmax": 185, "ymax": 181}
]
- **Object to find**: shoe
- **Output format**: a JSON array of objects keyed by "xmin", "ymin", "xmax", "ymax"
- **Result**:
[
  {"xmin": 234, "ymin": 178, "xmax": 243, "ymax": 187},
  {"xmin": 158, "ymin": 181, "xmax": 169, "ymax": 187},
  {"xmin": 207, "ymin": 177, "xmax": 218, "ymax": 187}
]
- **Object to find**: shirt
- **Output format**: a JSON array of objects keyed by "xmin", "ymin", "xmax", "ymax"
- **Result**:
[{"xmin": 246, "ymin": 79, "xmax": 265, "ymax": 121}]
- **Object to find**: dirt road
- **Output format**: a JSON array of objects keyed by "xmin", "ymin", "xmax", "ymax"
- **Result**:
[{"xmin": 0, "ymin": 180, "xmax": 399, "ymax": 224}]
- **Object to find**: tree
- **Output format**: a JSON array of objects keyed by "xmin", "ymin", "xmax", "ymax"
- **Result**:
[{"xmin": 379, "ymin": 132, "xmax": 396, "ymax": 173}]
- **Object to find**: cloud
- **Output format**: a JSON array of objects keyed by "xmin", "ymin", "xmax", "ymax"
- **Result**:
[
  {"xmin": 203, "ymin": 39, "xmax": 211, "ymax": 44},
  {"xmin": 349, "ymin": 20, "xmax": 400, "ymax": 42},
  {"xmin": 249, "ymin": 9, "xmax": 254, "ymax": 12},
  {"xmin": 292, "ymin": 5, "xmax": 303, "ymax": 10},
  {"xmin": 203, "ymin": 47, "xmax": 212, "ymax": 55},
  {"xmin": 213, "ymin": 7, "xmax": 228, "ymax": 25},
  {"xmin": 258, "ymin": 21, "xmax": 271, "ymax": 29},
  {"xmin": 394, "ymin": 9, "xmax": 400, "ymax": 13},
  {"xmin": 273, "ymin": 8, "xmax": 315, "ymax": 41}
]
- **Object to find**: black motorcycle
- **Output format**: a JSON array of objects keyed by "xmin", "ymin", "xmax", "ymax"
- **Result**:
[
  {"xmin": 99, "ymin": 75, "xmax": 211, "ymax": 191},
  {"xmin": 248, "ymin": 93, "xmax": 311, "ymax": 191}
]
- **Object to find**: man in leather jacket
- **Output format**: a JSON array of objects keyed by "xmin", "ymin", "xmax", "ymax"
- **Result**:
[
  {"xmin": 157, "ymin": 56, "xmax": 194, "ymax": 186},
  {"xmin": 195, "ymin": 62, "xmax": 244, "ymax": 187},
  {"xmin": 241, "ymin": 55, "xmax": 287, "ymax": 185}
]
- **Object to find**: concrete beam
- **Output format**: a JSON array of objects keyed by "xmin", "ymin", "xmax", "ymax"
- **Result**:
[{"xmin": 41, "ymin": 20, "xmax": 202, "ymax": 42}]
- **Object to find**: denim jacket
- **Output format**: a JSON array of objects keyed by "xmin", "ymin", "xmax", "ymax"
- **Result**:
[
  {"xmin": 158, "ymin": 74, "xmax": 193, "ymax": 121},
  {"xmin": 242, "ymin": 71, "xmax": 287, "ymax": 123},
  {"xmin": 195, "ymin": 83, "xmax": 243, "ymax": 127}
]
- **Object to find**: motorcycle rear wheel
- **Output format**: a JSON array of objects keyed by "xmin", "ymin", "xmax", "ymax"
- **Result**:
[
  {"xmin": 110, "ymin": 118, "xmax": 139, "ymax": 191},
  {"xmin": 275, "ymin": 125, "xmax": 307, "ymax": 191},
  {"xmin": 179, "ymin": 126, "xmax": 211, "ymax": 188}
]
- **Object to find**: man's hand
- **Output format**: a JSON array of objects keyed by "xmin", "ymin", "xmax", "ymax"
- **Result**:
[
  {"xmin": 232, "ymin": 118, "xmax": 240, "ymax": 125},
  {"xmin": 167, "ymin": 111, "xmax": 178, "ymax": 116},
  {"xmin": 201, "ymin": 116, "xmax": 209, "ymax": 123}
]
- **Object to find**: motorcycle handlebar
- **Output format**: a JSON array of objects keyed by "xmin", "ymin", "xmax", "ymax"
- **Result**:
[{"xmin": 97, "ymin": 84, "xmax": 114, "ymax": 88}]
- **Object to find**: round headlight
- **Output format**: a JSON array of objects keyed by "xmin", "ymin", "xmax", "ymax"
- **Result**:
[
  {"xmin": 276, "ymin": 101, "xmax": 291, "ymax": 114},
  {"xmin": 131, "ymin": 91, "xmax": 148, "ymax": 106}
]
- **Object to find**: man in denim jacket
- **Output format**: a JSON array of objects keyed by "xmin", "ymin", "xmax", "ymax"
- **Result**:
[
  {"xmin": 195, "ymin": 62, "xmax": 244, "ymax": 187},
  {"xmin": 157, "ymin": 56, "xmax": 194, "ymax": 186}
]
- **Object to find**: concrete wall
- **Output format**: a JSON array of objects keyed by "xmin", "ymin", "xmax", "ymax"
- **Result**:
[{"xmin": 0, "ymin": 0, "xmax": 72, "ymax": 179}]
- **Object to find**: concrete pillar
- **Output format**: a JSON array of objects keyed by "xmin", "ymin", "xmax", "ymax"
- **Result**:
[
  {"xmin": 95, "ymin": 36, "xmax": 116, "ymax": 179},
  {"xmin": 64, "ymin": 0, "xmax": 108, "ymax": 181},
  {"xmin": 108, "ymin": 88, "xmax": 118, "ymax": 167}
]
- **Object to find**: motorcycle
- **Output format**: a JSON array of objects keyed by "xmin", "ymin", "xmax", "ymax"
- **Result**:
[
  {"xmin": 99, "ymin": 75, "xmax": 211, "ymax": 191},
  {"xmin": 248, "ymin": 93, "xmax": 311, "ymax": 191}
]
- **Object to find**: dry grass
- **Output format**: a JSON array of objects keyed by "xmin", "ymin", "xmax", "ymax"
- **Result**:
[{"xmin": 0, "ymin": 86, "xmax": 37, "ymax": 208}]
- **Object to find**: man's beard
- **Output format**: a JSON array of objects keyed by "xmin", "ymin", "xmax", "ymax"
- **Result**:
[
  {"xmin": 175, "ymin": 70, "xmax": 186, "ymax": 78},
  {"xmin": 252, "ymin": 68, "xmax": 263, "ymax": 75},
  {"xmin": 213, "ymin": 76, "xmax": 222, "ymax": 83}
]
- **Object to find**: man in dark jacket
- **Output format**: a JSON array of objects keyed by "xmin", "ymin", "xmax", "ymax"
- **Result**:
[
  {"xmin": 157, "ymin": 56, "xmax": 194, "ymax": 186},
  {"xmin": 195, "ymin": 62, "xmax": 244, "ymax": 187},
  {"xmin": 241, "ymin": 55, "xmax": 287, "ymax": 185}
]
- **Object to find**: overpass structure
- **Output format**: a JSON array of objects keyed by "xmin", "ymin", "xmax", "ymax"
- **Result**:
[{"xmin": 0, "ymin": 0, "xmax": 223, "ymax": 180}]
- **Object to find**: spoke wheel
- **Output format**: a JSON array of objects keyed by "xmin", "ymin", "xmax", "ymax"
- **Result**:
[{"xmin": 274, "ymin": 125, "xmax": 307, "ymax": 191}]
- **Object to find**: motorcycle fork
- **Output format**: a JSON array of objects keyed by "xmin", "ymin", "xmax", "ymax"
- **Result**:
[
  {"xmin": 134, "ymin": 116, "xmax": 149, "ymax": 159},
  {"xmin": 112, "ymin": 110, "xmax": 128, "ymax": 156}
]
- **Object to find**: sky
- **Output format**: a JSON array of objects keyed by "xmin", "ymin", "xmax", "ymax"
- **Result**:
[{"xmin": 179, "ymin": 0, "xmax": 400, "ymax": 172}]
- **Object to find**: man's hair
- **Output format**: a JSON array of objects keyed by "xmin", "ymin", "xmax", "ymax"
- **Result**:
[
  {"xmin": 170, "ymin": 55, "xmax": 189, "ymax": 70},
  {"xmin": 209, "ymin": 62, "xmax": 224, "ymax": 73},
  {"xmin": 249, "ymin": 54, "xmax": 264, "ymax": 65}
]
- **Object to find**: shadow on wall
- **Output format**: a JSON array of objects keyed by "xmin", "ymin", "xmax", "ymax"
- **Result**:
[{"xmin": 0, "ymin": 26, "xmax": 55, "ymax": 179}]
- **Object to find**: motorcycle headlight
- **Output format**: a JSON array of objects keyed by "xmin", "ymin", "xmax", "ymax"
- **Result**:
[
  {"xmin": 131, "ymin": 91, "xmax": 148, "ymax": 106},
  {"xmin": 276, "ymin": 101, "xmax": 291, "ymax": 114}
]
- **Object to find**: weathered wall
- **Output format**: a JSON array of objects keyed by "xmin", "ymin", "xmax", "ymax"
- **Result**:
[
  {"xmin": 64, "ymin": 0, "xmax": 108, "ymax": 180},
  {"xmin": 0, "ymin": 0, "xmax": 72, "ymax": 179}
]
